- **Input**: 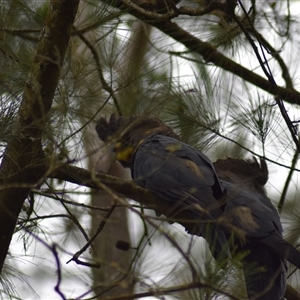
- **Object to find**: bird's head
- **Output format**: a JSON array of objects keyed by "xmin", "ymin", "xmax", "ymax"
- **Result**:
[
  {"xmin": 96, "ymin": 113, "xmax": 180, "ymax": 168},
  {"xmin": 213, "ymin": 157, "xmax": 268, "ymax": 194}
]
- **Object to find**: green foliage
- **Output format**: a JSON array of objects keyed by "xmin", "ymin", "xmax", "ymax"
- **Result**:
[{"xmin": 0, "ymin": 0, "xmax": 300, "ymax": 299}]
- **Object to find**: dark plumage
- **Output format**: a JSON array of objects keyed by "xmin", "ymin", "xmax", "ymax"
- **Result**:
[
  {"xmin": 221, "ymin": 180, "xmax": 287, "ymax": 299},
  {"xmin": 96, "ymin": 114, "xmax": 300, "ymax": 300},
  {"xmin": 133, "ymin": 135, "xmax": 230, "ymax": 259}
]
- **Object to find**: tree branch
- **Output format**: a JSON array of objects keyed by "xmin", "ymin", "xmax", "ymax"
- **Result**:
[
  {"xmin": 102, "ymin": 0, "xmax": 300, "ymax": 106},
  {"xmin": 48, "ymin": 163, "xmax": 205, "ymax": 237},
  {"xmin": 153, "ymin": 20, "xmax": 300, "ymax": 105},
  {"xmin": 49, "ymin": 164, "xmax": 176, "ymax": 211}
]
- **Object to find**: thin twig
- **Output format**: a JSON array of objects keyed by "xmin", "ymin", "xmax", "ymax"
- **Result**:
[
  {"xmin": 66, "ymin": 202, "xmax": 117, "ymax": 267},
  {"xmin": 121, "ymin": 0, "xmax": 219, "ymax": 20},
  {"xmin": 234, "ymin": 1, "xmax": 300, "ymax": 153},
  {"xmin": 98, "ymin": 281, "xmax": 239, "ymax": 300},
  {"xmin": 102, "ymin": 0, "xmax": 300, "ymax": 105},
  {"xmin": 129, "ymin": 208, "xmax": 199, "ymax": 281},
  {"xmin": 247, "ymin": 29, "xmax": 293, "ymax": 89},
  {"xmin": 278, "ymin": 146, "xmax": 299, "ymax": 212},
  {"xmin": 76, "ymin": 29, "xmax": 122, "ymax": 115},
  {"xmin": 24, "ymin": 230, "xmax": 67, "ymax": 300}
]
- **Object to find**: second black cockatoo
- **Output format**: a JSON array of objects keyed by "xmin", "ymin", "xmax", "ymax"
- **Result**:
[{"xmin": 96, "ymin": 114, "xmax": 300, "ymax": 300}]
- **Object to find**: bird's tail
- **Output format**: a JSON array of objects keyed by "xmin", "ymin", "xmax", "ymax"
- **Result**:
[
  {"xmin": 260, "ymin": 231, "xmax": 300, "ymax": 269},
  {"xmin": 242, "ymin": 243, "xmax": 286, "ymax": 300}
]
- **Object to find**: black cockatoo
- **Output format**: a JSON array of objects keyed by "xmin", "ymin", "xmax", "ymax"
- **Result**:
[{"xmin": 96, "ymin": 114, "xmax": 300, "ymax": 299}]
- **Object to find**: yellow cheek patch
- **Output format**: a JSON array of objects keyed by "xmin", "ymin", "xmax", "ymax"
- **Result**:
[
  {"xmin": 165, "ymin": 143, "xmax": 182, "ymax": 153},
  {"xmin": 114, "ymin": 142, "xmax": 122, "ymax": 149},
  {"xmin": 115, "ymin": 146, "xmax": 134, "ymax": 162}
]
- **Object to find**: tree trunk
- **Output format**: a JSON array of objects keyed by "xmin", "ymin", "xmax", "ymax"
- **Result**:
[{"xmin": 0, "ymin": 0, "xmax": 79, "ymax": 274}]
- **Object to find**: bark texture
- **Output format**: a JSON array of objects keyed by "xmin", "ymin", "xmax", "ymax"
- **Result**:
[{"xmin": 0, "ymin": 0, "xmax": 79, "ymax": 273}]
